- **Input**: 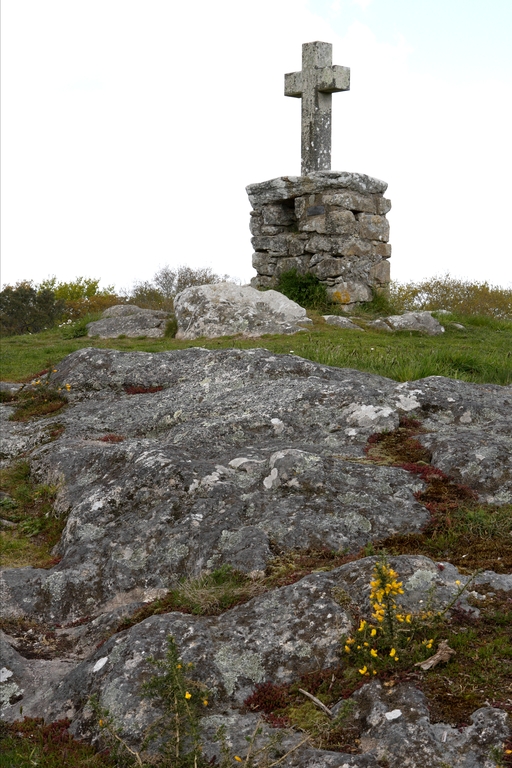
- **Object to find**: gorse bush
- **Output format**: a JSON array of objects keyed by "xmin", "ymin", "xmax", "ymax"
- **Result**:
[{"xmin": 389, "ymin": 274, "xmax": 512, "ymax": 318}]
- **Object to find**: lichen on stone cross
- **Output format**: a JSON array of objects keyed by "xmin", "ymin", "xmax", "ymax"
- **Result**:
[{"xmin": 285, "ymin": 41, "xmax": 350, "ymax": 175}]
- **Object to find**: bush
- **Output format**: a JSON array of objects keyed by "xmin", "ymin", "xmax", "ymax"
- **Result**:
[
  {"xmin": 389, "ymin": 274, "xmax": 512, "ymax": 318},
  {"xmin": 0, "ymin": 282, "xmax": 65, "ymax": 336},
  {"xmin": 128, "ymin": 264, "xmax": 233, "ymax": 311},
  {"xmin": 276, "ymin": 268, "xmax": 329, "ymax": 310}
]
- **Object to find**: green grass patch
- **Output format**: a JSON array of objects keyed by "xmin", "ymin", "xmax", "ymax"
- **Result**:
[
  {"xmin": 1, "ymin": 313, "xmax": 511, "ymax": 384},
  {"xmin": 0, "ymin": 461, "xmax": 64, "ymax": 568}
]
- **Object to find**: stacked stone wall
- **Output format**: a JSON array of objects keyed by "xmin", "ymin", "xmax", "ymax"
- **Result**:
[{"xmin": 246, "ymin": 171, "xmax": 391, "ymax": 308}]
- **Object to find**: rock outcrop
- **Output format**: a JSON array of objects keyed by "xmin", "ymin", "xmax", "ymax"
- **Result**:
[
  {"xmin": 1, "ymin": 347, "xmax": 510, "ymax": 766},
  {"xmin": 86, "ymin": 304, "xmax": 171, "ymax": 339},
  {"xmin": 323, "ymin": 311, "xmax": 445, "ymax": 336},
  {"xmin": 173, "ymin": 283, "xmax": 312, "ymax": 339}
]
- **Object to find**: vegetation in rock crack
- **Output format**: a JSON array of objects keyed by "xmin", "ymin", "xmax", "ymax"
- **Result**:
[
  {"xmin": 89, "ymin": 635, "xmax": 294, "ymax": 767},
  {"xmin": 364, "ymin": 416, "xmax": 512, "ymax": 572},
  {"xmin": 3, "ymin": 377, "xmax": 68, "ymax": 422},
  {"xmin": 0, "ymin": 460, "xmax": 64, "ymax": 568},
  {"xmin": 116, "ymin": 564, "xmax": 267, "ymax": 633}
]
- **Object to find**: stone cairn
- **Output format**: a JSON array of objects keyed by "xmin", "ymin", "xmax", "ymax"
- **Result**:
[{"xmin": 247, "ymin": 42, "xmax": 391, "ymax": 309}]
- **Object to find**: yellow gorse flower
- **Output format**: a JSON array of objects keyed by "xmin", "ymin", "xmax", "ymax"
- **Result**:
[{"xmin": 185, "ymin": 691, "xmax": 192, "ymax": 699}]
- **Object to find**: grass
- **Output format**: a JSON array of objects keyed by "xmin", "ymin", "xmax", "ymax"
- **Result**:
[
  {"xmin": 0, "ymin": 461, "xmax": 64, "ymax": 568},
  {"xmin": 0, "ymin": 718, "xmax": 121, "ymax": 768},
  {"xmin": 1, "ymin": 310, "xmax": 511, "ymax": 385}
]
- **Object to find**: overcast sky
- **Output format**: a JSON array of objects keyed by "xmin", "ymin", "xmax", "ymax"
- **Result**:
[{"xmin": 2, "ymin": 0, "xmax": 511, "ymax": 292}]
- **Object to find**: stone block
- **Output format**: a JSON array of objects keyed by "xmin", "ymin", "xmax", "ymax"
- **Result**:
[
  {"xmin": 370, "ymin": 259, "xmax": 391, "ymax": 285},
  {"xmin": 310, "ymin": 258, "xmax": 345, "ymax": 280},
  {"xmin": 250, "ymin": 274, "xmax": 276, "ymax": 289},
  {"xmin": 249, "ymin": 215, "xmax": 263, "ymax": 236},
  {"xmin": 251, "ymin": 235, "xmax": 290, "ymax": 253},
  {"xmin": 372, "ymin": 242, "xmax": 392, "ymax": 258},
  {"xmin": 324, "ymin": 190, "xmax": 377, "ymax": 213},
  {"xmin": 305, "ymin": 234, "xmax": 333, "ymax": 253},
  {"xmin": 376, "ymin": 197, "xmax": 392, "ymax": 215},
  {"xmin": 262, "ymin": 203, "xmax": 296, "ymax": 226},
  {"xmin": 274, "ymin": 256, "xmax": 312, "ymax": 276},
  {"xmin": 288, "ymin": 236, "xmax": 306, "ymax": 256},
  {"xmin": 246, "ymin": 172, "xmax": 388, "ymax": 207},
  {"xmin": 299, "ymin": 214, "xmax": 326, "ymax": 234},
  {"xmin": 326, "ymin": 209, "xmax": 357, "ymax": 235},
  {"xmin": 357, "ymin": 214, "xmax": 390, "ymax": 242},
  {"xmin": 331, "ymin": 237, "xmax": 372, "ymax": 258},
  {"xmin": 327, "ymin": 280, "xmax": 372, "ymax": 304},
  {"xmin": 252, "ymin": 252, "xmax": 277, "ymax": 276}
]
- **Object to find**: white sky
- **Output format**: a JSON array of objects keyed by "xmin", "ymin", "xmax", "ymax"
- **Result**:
[{"xmin": 1, "ymin": 0, "xmax": 511, "ymax": 292}]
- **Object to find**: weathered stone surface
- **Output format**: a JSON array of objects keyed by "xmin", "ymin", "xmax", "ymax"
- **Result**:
[
  {"xmin": 418, "ymin": 429, "xmax": 512, "ymax": 504},
  {"xmin": 1, "ymin": 348, "xmax": 511, "ymax": 764},
  {"xmin": 246, "ymin": 172, "xmax": 388, "ymax": 207},
  {"xmin": 327, "ymin": 281, "xmax": 373, "ymax": 305},
  {"xmin": 356, "ymin": 214, "xmax": 390, "ymax": 242},
  {"xmin": 284, "ymin": 42, "xmax": 350, "ymax": 175},
  {"xmin": 384, "ymin": 312, "xmax": 445, "ymax": 336},
  {"xmin": 173, "ymin": 283, "xmax": 312, "ymax": 339},
  {"xmin": 323, "ymin": 316, "xmax": 364, "ymax": 331},
  {"xmin": 86, "ymin": 305, "xmax": 171, "ymax": 339}
]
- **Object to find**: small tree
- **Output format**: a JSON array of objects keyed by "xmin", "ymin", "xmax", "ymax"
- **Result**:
[
  {"xmin": 0, "ymin": 282, "xmax": 65, "ymax": 336},
  {"xmin": 129, "ymin": 265, "xmax": 233, "ymax": 310}
]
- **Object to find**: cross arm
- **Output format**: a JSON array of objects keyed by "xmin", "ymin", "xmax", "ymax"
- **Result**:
[
  {"xmin": 317, "ymin": 65, "xmax": 350, "ymax": 93},
  {"xmin": 284, "ymin": 71, "xmax": 303, "ymax": 98}
]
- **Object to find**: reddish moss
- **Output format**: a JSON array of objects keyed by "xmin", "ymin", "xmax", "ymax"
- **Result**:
[
  {"xmin": 124, "ymin": 385, "xmax": 163, "ymax": 395},
  {"xmin": 98, "ymin": 434, "xmax": 125, "ymax": 443}
]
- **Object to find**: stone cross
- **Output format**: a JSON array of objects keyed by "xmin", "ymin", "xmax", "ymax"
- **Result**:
[{"xmin": 285, "ymin": 41, "xmax": 350, "ymax": 175}]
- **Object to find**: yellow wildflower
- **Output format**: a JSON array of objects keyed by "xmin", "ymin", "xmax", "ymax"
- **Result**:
[
  {"xmin": 65, "ymin": 383, "xmax": 71, "ymax": 391},
  {"xmin": 455, "ymin": 580, "xmax": 461, "ymax": 586},
  {"xmin": 185, "ymin": 691, "xmax": 192, "ymax": 699},
  {"xmin": 203, "ymin": 699, "xmax": 208, "ymax": 706},
  {"xmin": 370, "ymin": 649, "xmax": 378, "ymax": 658},
  {"xmin": 358, "ymin": 620, "xmax": 367, "ymax": 632},
  {"xmin": 234, "ymin": 757, "xmax": 242, "ymax": 762},
  {"xmin": 358, "ymin": 666, "xmax": 368, "ymax": 675},
  {"xmin": 344, "ymin": 645, "xmax": 351, "ymax": 653},
  {"xmin": 176, "ymin": 664, "xmax": 182, "ymax": 669},
  {"xmin": 389, "ymin": 648, "xmax": 396, "ymax": 658},
  {"xmin": 370, "ymin": 628, "xmax": 377, "ymax": 637}
]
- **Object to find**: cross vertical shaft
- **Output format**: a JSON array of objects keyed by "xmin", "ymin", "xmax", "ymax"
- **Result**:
[{"xmin": 285, "ymin": 41, "xmax": 350, "ymax": 175}]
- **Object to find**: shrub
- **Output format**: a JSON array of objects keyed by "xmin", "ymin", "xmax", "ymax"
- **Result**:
[
  {"xmin": 389, "ymin": 274, "xmax": 512, "ymax": 318},
  {"xmin": 128, "ymin": 265, "xmax": 233, "ymax": 311},
  {"xmin": 0, "ymin": 282, "xmax": 65, "ymax": 336},
  {"xmin": 276, "ymin": 268, "xmax": 329, "ymax": 310}
]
